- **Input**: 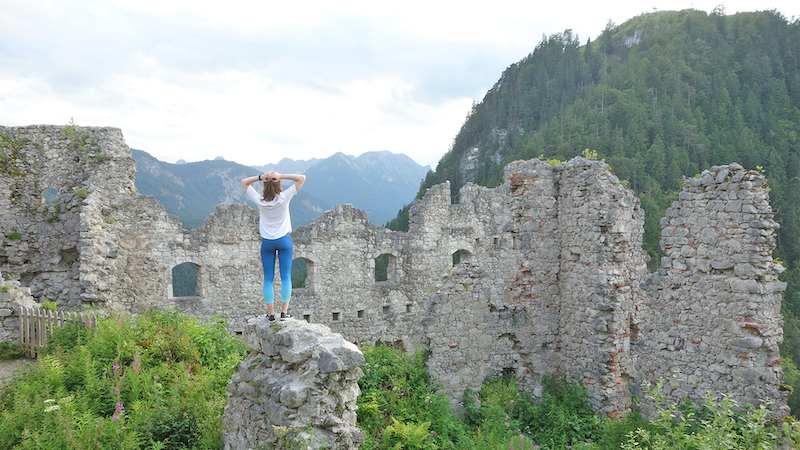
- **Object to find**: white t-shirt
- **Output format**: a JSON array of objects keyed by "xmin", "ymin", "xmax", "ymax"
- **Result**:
[{"xmin": 246, "ymin": 183, "xmax": 298, "ymax": 239}]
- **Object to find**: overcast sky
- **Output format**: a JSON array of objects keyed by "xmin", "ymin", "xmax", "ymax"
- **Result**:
[{"xmin": 1, "ymin": 1, "xmax": 797, "ymax": 168}]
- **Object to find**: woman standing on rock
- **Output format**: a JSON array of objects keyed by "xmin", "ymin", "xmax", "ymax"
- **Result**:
[{"xmin": 242, "ymin": 171, "xmax": 306, "ymax": 321}]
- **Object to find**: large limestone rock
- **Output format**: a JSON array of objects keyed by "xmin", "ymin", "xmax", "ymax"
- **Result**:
[{"xmin": 223, "ymin": 316, "xmax": 366, "ymax": 450}]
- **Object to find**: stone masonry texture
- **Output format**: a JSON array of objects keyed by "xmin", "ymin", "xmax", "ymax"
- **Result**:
[
  {"xmin": 223, "ymin": 316, "xmax": 365, "ymax": 449},
  {"xmin": 0, "ymin": 125, "xmax": 788, "ymax": 417}
]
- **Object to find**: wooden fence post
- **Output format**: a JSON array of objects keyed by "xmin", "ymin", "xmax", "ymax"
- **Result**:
[{"xmin": 18, "ymin": 306, "xmax": 97, "ymax": 358}]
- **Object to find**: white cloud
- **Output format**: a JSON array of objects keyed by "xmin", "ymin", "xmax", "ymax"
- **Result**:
[{"xmin": 0, "ymin": 0, "xmax": 797, "ymax": 167}]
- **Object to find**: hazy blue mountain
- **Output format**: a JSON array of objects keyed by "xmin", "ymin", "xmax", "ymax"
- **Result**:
[
  {"xmin": 130, "ymin": 149, "xmax": 428, "ymax": 229},
  {"xmin": 252, "ymin": 157, "xmax": 321, "ymax": 175},
  {"xmin": 301, "ymin": 151, "xmax": 430, "ymax": 225},
  {"xmin": 131, "ymin": 149, "xmax": 329, "ymax": 229}
]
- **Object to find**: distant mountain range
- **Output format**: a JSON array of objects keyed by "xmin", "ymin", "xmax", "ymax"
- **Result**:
[{"xmin": 130, "ymin": 149, "xmax": 430, "ymax": 229}]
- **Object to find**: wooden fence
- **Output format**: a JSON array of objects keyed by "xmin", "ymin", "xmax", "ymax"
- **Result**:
[{"xmin": 18, "ymin": 306, "xmax": 97, "ymax": 357}]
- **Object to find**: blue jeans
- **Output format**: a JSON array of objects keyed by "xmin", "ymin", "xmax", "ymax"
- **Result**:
[{"xmin": 260, "ymin": 233, "xmax": 293, "ymax": 304}]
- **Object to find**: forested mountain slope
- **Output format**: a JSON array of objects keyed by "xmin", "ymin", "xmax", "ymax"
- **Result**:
[{"xmin": 404, "ymin": 9, "xmax": 800, "ymax": 410}]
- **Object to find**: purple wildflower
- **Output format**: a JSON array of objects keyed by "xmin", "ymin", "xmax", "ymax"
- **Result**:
[
  {"xmin": 132, "ymin": 359, "xmax": 141, "ymax": 374},
  {"xmin": 112, "ymin": 402, "xmax": 124, "ymax": 421}
]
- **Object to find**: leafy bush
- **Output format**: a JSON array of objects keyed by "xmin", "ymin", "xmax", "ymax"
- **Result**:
[
  {"xmin": 0, "ymin": 341, "xmax": 26, "ymax": 361},
  {"xmin": 621, "ymin": 375, "xmax": 799, "ymax": 450},
  {"xmin": 464, "ymin": 374, "xmax": 600, "ymax": 449},
  {"xmin": 41, "ymin": 300, "xmax": 59, "ymax": 311},
  {"xmin": 357, "ymin": 343, "xmax": 466, "ymax": 450},
  {"xmin": 0, "ymin": 309, "xmax": 246, "ymax": 449},
  {"xmin": 593, "ymin": 408, "xmax": 655, "ymax": 450},
  {"xmin": 517, "ymin": 374, "xmax": 601, "ymax": 447}
]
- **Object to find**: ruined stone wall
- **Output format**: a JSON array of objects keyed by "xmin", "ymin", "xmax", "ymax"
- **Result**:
[
  {"xmin": 555, "ymin": 159, "xmax": 649, "ymax": 416},
  {"xmin": 0, "ymin": 125, "xmax": 270, "ymax": 330},
  {"xmin": 422, "ymin": 159, "xmax": 651, "ymax": 416},
  {"xmin": 0, "ymin": 125, "xmax": 135, "ymax": 310},
  {"xmin": 0, "ymin": 125, "xmax": 787, "ymax": 416},
  {"xmin": 635, "ymin": 164, "xmax": 788, "ymax": 416}
]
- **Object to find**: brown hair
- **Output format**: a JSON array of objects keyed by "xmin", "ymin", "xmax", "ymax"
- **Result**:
[{"xmin": 262, "ymin": 179, "xmax": 282, "ymax": 202}]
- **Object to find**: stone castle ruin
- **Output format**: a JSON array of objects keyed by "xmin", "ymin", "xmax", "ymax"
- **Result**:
[{"xmin": 0, "ymin": 125, "xmax": 788, "ymax": 417}]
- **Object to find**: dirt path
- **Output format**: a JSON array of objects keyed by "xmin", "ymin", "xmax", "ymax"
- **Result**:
[{"xmin": 0, "ymin": 358, "xmax": 34, "ymax": 390}]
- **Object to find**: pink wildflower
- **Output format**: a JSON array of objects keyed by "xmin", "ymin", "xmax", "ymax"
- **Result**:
[
  {"xmin": 112, "ymin": 402, "xmax": 124, "ymax": 421},
  {"xmin": 132, "ymin": 359, "xmax": 141, "ymax": 374}
]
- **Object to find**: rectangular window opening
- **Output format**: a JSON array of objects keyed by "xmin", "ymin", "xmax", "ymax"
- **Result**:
[
  {"xmin": 332, "ymin": 312, "xmax": 341, "ymax": 321},
  {"xmin": 303, "ymin": 314, "xmax": 311, "ymax": 323},
  {"xmin": 406, "ymin": 304, "xmax": 413, "ymax": 313},
  {"xmin": 382, "ymin": 305, "xmax": 390, "ymax": 315},
  {"xmin": 357, "ymin": 310, "xmax": 365, "ymax": 319}
]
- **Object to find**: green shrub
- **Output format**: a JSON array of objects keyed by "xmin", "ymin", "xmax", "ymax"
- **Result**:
[
  {"xmin": 594, "ymin": 409, "xmax": 655, "ymax": 450},
  {"xmin": 462, "ymin": 374, "xmax": 601, "ymax": 450},
  {"xmin": 621, "ymin": 375, "xmax": 797, "ymax": 450},
  {"xmin": 357, "ymin": 343, "xmax": 466, "ymax": 450},
  {"xmin": 6, "ymin": 231, "xmax": 21, "ymax": 240},
  {"xmin": 41, "ymin": 300, "xmax": 59, "ymax": 311},
  {"xmin": 0, "ymin": 309, "xmax": 246, "ymax": 449},
  {"xmin": 0, "ymin": 341, "xmax": 25, "ymax": 361},
  {"xmin": 489, "ymin": 374, "xmax": 600, "ymax": 449}
]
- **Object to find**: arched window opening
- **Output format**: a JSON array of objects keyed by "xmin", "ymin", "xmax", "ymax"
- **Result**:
[
  {"xmin": 172, "ymin": 262, "xmax": 198, "ymax": 297},
  {"xmin": 452, "ymin": 249, "xmax": 471, "ymax": 266},
  {"xmin": 292, "ymin": 258, "xmax": 313, "ymax": 289},
  {"xmin": 374, "ymin": 253, "xmax": 397, "ymax": 282}
]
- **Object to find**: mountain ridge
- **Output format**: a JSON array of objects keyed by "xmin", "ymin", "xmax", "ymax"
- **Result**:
[{"xmin": 130, "ymin": 149, "xmax": 429, "ymax": 229}]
